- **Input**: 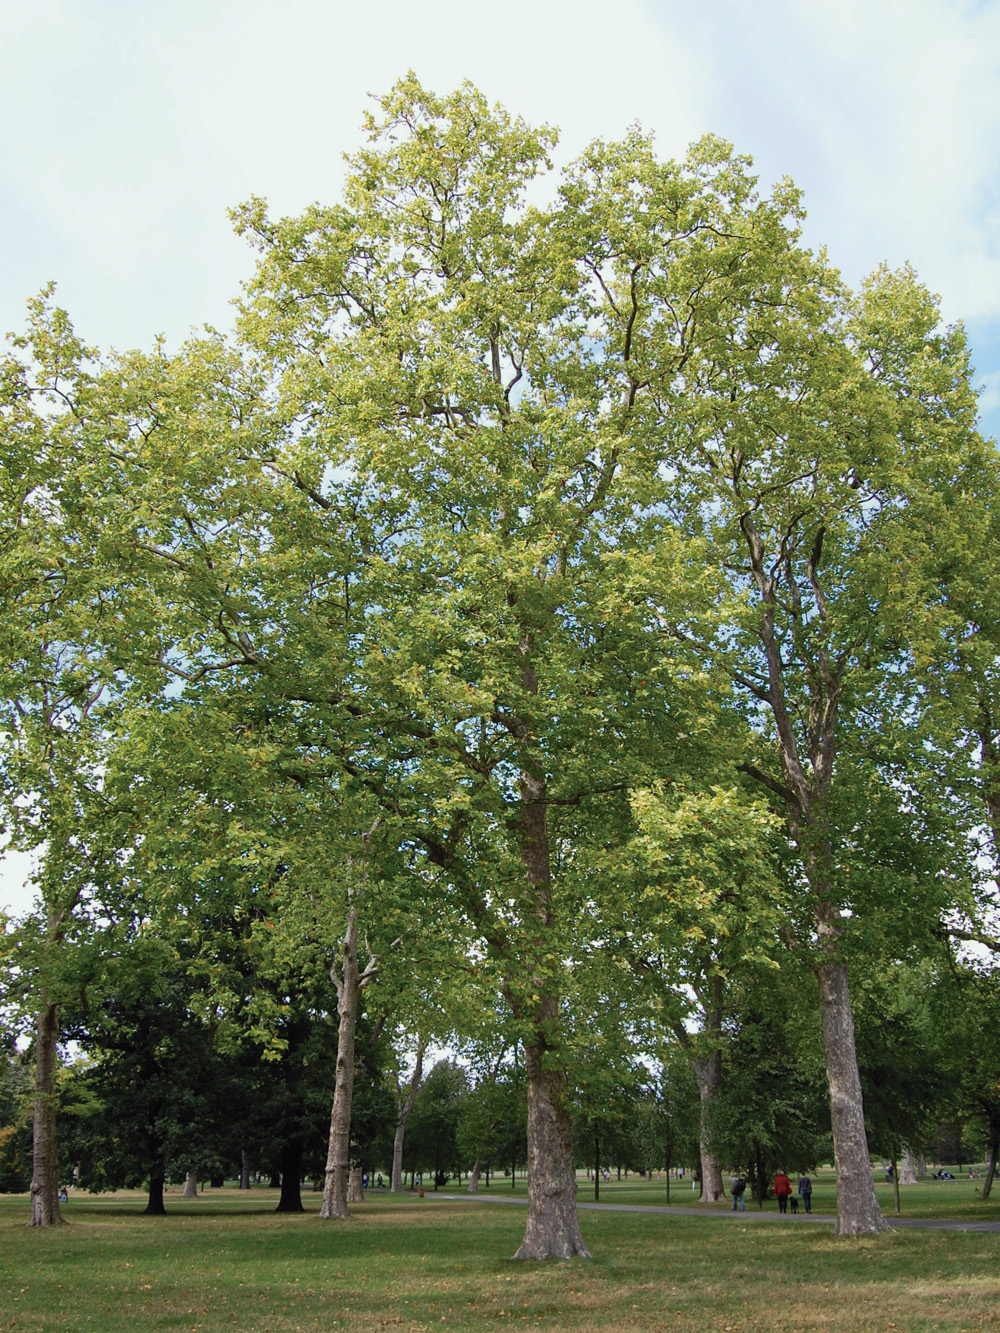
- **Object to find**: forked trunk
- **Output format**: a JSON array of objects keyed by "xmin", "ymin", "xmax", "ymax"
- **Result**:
[
  {"xmin": 513, "ymin": 1036, "xmax": 590, "ymax": 1260},
  {"xmin": 391, "ymin": 1038, "xmax": 427, "ymax": 1193},
  {"xmin": 30, "ymin": 1001, "xmax": 63, "ymax": 1227},
  {"xmin": 816, "ymin": 956, "xmax": 889, "ymax": 1234},
  {"xmin": 691, "ymin": 1048, "xmax": 726, "ymax": 1204}
]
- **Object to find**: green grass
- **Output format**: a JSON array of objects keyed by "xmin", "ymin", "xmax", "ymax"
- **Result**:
[
  {"xmin": 2, "ymin": 1186, "xmax": 1000, "ymax": 1332},
  {"xmin": 534, "ymin": 1169, "xmax": 1000, "ymax": 1222}
]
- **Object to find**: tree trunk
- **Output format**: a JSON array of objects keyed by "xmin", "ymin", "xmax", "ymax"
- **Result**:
[
  {"xmin": 321, "ymin": 905, "xmax": 363, "ymax": 1220},
  {"xmin": 391, "ymin": 1038, "xmax": 427, "ymax": 1192},
  {"xmin": 510, "ymin": 761, "xmax": 590, "ymax": 1261},
  {"xmin": 239, "ymin": 1149, "xmax": 252, "ymax": 1191},
  {"xmin": 691, "ymin": 1048, "xmax": 726, "ymax": 1204},
  {"xmin": 900, "ymin": 1145, "xmax": 918, "ymax": 1185},
  {"xmin": 144, "ymin": 1166, "xmax": 166, "ymax": 1216},
  {"xmin": 182, "ymin": 1171, "xmax": 198, "ymax": 1199},
  {"xmin": 275, "ymin": 1142, "xmax": 304, "ymax": 1212},
  {"xmin": 347, "ymin": 1165, "xmax": 365, "ymax": 1202},
  {"xmin": 816, "ymin": 956, "xmax": 889, "ymax": 1234},
  {"xmin": 467, "ymin": 1158, "xmax": 482, "ymax": 1193},
  {"xmin": 890, "ymin": 1142, "xmax": 901, "ymax": 1215},
  {"xmin": 981, "ymin": 1117, "xmax": 999, "ymax": 1200},
  {"xmin": 593, "ymin": 1125, "xmax": 600, "ymax": 1202},
  {"xmin": 30, "ymin": 1001, "xmax": 63, "ymax": 1227},
  {"xmin": 739, "ymin": 508, "xmax": 886, "ymax": 1236},
  {"xmin": 513, "ymin": 1035, "xmax": 591, "ymax": 1260}
]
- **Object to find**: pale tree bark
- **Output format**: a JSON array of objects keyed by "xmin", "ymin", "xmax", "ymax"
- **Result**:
[
  {"xmin": 391, "ymin": 1036, "xmax": 427, "ymax": 1193},
  {"xmin": 467, "ymin": 1158, "xmax": 483, "ymax": 1193},
  {"xmin": 900, "ymin": 1146, "xmax": 918, "ymax": 1185},
  {"xmin": 30, "ymin": 1000, "xmax": 63, "ymax": 1227},
  {"xmin": 815, "ymin": 946, "xmax": 888, "ymax": 1233},
  {"xmin": 981, "ymin": 1116, "xmax": 999, "ymax": 1200},
  {"xmin": 672, "ymin": 978, "xmax": 727, "ymax": 1205},
  {"xmin": 320, "ymin": 824, "xmax": 382, "ymax": 1221},
  {"xmin": 182, "ymin": 1171, "xmax": 199, "ymax": 1198},
  {"xmin": 347, "ymin": 1166, "xmax": 365, "ymax": 1202}
]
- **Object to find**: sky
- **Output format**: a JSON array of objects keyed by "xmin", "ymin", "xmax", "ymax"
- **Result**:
[{"xmin": 2, "ymin": 0, "xmax": 1000, "ymax": 914}]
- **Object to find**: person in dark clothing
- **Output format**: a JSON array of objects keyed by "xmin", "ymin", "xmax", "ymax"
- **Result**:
[
  {"xmin": 730, "ymin": 1174, "xmax": 747, "ymax": 1211},
  {"xmin": 797, "ymin": 1174, "xmax": 813, "ymax": 1214}
]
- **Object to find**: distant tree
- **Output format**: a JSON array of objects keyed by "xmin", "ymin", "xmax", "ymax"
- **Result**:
[
  {"xmin": 405, "ymin": 1060, "xmax": 468, "ymax": 1188},
  {"xmin": 708, "ymin": 985, "xmax": 830, "ymax": 1208}
]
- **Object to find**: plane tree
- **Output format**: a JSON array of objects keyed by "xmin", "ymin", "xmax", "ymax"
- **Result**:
[
  {"xmin": 630, "ymin": 245, "xmax": 986, "ymax": 1231},
  {"xmin": 33, "ymin": 78, "xmax": 781, "ymax": 1258}
]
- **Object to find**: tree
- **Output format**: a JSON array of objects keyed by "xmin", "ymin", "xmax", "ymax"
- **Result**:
[
  {"xmin": 708, "ymin": 982, "xmax": 831, "ymax": 1208},
  {"xmin": 625, "ymin": 781, "xmax": 791, "ymax": 1202},
  {"xmin": 5, "ymin": 76, "xmax": 988, "ymax": 1251},
  {"xmin": 637, "ymin": 251, "xmax": 985, "ymax": 1231}
]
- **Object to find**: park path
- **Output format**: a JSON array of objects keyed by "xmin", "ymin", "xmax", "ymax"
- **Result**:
[{"xmin": 433, "ymin": 1192, "xmax": 1000, "ymax": 1233}]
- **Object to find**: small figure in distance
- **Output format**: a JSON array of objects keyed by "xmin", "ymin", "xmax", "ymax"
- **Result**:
[
  {"xmin": 797, "ymin": 1173, "xmax": 813, "ymax": 1214},
  {"xmin": 773, "ymin": 1170, "xmax": 793, "ymax": 1214},
  {"xmin": 730, "ymin": 1173, "xmax": 747, "ymax": 1212},
  {"xmin": 58, "ymin": 1187, "xmax": 68, "ymax": 1202}
]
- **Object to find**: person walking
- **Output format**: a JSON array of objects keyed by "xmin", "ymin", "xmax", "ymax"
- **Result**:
[
  {"xmin": 797, "ymin": 1173, "xmax": 813, "ymax": 1214},
  {"xmin": 730, "ymin": 1174, "xmax": 747, "ymax": 1211},
  {"xmin": 773, "ymin": 1170, "xmax": 793, "ymax": 1214}
]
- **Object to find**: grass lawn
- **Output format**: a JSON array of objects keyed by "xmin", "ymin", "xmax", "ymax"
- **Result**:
[
  {"xmin": 554, "ymin": 1169, "xmax": 1000, "ymax": 1222},
  {"xmin": 2, "ymin": 1186, "xmax": 1000, "ymax": 1332}
]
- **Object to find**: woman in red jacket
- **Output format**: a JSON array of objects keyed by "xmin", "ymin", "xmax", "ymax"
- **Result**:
[{"xmin": 773, "ymin": 1171, "xmax": 793, "ymax": 1213}]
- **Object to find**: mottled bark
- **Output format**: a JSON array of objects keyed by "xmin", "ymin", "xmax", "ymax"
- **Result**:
[
  {"xmin": 691, "ymin": 1048, "xmax": 726, "ymax": 1204},
  {"xmin": 347, "ymin": 1165, "xmax": 365, "ymax": 1202},
  {"xmin": 320, "ymin": 906, "xmax": 361, "ymax": 1220},
  {"xmin": 467, "ymin": 1158, "xmax": 482, "ymax": 1193},
  {"xmin": 510, "ymin": 761, "xmax": 590, "ymax": 1261},
  {"xmin": 816, "ymin": 955, "xmax": 889, "ymax": 1234},
  {"xmin": 182, "ymin": 1171, "xmax": 198, "ymax": 1198},
  {"xmin": 30, "ymin": 1001, "xmax": 63, "ymax": 1227},
  {"xmin": 514, "ymin": 1035, "xmax": 590, "ymax": 1259},
  {"xmin": 391, "ymin": 1037, "xmax": 427, "ymax": 1193}
]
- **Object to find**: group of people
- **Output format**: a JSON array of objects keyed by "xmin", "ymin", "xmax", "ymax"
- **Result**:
[{"xmin": 729, "ymin": 1171, "xmax": 813, "ymax": 1213}]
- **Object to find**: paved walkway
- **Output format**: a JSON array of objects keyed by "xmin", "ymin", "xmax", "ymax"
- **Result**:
[{"xmin": 434, "ymin": 1192, "xmax": 1000, "ymax": 1233}]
